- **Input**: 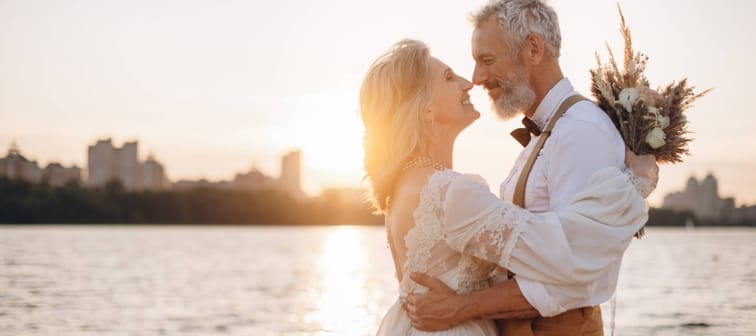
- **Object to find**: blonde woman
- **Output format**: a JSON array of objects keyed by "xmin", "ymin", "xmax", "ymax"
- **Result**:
[{"xmin": 360, "ymin": 40, "xmax": 657, "ymax": 335}]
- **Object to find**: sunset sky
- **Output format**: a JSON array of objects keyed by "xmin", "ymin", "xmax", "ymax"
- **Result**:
[{"xmin": 1, "ymin": 0, "xmax": 754, "ymax": 206}]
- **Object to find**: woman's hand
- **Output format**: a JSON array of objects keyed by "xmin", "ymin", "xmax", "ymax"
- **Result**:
[{"xmin": 625, "ymin": 149, "xmax": 659, "ymax": 192}]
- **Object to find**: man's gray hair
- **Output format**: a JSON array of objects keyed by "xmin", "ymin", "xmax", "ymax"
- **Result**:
[{"xmin": 471, "ymin": 0, "xmax": 562, "ymax": 58}]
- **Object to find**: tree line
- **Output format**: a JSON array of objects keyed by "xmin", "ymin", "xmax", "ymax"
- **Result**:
[
  {"xmin": 0, "ymin": 177, "xmax": 746, "ymax": 226},
  {"xmin": 0, "ymin": 178, "xmax": 382, "ymax": 225}
]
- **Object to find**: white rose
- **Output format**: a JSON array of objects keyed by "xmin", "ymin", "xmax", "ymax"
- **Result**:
[
  {"xmin": 657, "ymin": 115, "xmax": 670, "ymax": 129},
  {"xmin": 645, "ymin": 127, "xmax": 666, "ymax": 149},
  {"xmin": 617, "ymin": 88, "xmax": 640, "ymax": 112}
]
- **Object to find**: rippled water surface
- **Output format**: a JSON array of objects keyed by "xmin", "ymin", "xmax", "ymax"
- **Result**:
[{"xmin": 1, "ymin": 226, "xmax": 754, "ymax": 335}]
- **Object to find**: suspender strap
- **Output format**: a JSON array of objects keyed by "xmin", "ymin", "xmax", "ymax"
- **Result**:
[{"xmin": 512, "ymin": 95, "xmax": 589, "ymax": 208}]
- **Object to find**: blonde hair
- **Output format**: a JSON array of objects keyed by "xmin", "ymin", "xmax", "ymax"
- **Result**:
[
  {"xmin": 471, "ymin": 0, "xmax": 562, "ymax": 58},
  {"xmin": 359, "ymin": 39, "xmax": 434, "ymax": 213}
]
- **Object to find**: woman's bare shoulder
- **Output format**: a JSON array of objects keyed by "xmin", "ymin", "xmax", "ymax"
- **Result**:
[{"xmin": 390, "ymin": 168, "xmax": 435, "ymax": 215}]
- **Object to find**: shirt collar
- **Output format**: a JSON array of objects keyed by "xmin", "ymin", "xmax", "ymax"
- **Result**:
[{"xmin": 531, "ymin": 78, "xmax": 575, "ymax": 130}]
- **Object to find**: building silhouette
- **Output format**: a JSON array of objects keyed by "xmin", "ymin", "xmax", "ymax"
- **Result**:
[
  {"xmin": 277, "ymin": 150, "xmax": 305, "ymax": 199},
  {"xmin": 142, "ymin": 154, "xmax": 169, "ymax": 191},
  {"xmin": 42, "ymin": 163, "xmax": 82, "ymax": 187},
  {"xmin": 0, "ymin": 143, "xmax": 80, "ymax": 186},
  {"xmin": 172, "ymin": 150, "xmax": 304, "ymax": 199},
  {"xmin": 173, "ymin": 168, "xmax": 276, "ymax": 192},
  {"xmin": 663, "ymin": 173, "xmax": 736, "ymax": 222},
  {"xmin": 3, "ymin": 140, "xmax": 307, "ymax": 199},
  {"xmin": 0, "ymin": 143, "xmax": 43, "ymax": 183},
  {"xmin": 87, "ymin": 139, "xmax": 168, "ymax": 191},
  {"xmin": 233, "ymin": 168, "xmax": 276, "ymax": 191},
  {"xmin": 731, "ymin": 205, "xmax": 756, "ymax": 224},
  {"xmin": 88, "ymin": 139, "xmax": 137, "ymax": 189}
]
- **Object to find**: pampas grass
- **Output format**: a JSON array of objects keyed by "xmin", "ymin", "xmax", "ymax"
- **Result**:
[{"xmin": 590, "ymin": 5, "xmax": 711, "ymax": 164}]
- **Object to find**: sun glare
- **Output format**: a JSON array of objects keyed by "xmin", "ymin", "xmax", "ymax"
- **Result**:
[
  {"xmin": 292, "ymin": 116, "xmax": 363, "ymax": 171},
  {"xmin": 284, "ymin": 92, "xmax": 366, "ymax": 191},
  {"xmin": 309, "ymin": 226, "xmax": 371, "ymax": 335}
]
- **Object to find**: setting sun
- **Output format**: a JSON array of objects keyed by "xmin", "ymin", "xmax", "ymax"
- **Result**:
[{"xmin": 279, "ymin": 90, "xmax": 366, "ymax": 194}]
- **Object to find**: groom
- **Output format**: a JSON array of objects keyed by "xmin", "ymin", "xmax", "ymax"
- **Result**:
[{"xmin": 405, "ymin": 1, "xmax": 657, "ymax": 335}]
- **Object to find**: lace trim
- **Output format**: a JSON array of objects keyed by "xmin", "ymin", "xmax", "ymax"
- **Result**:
[
  {"xmin": 404, "ymin": 170, "xmax": 454, "ymax": 275},
  {"xmin": 500, "ymin": 209, "xmax": 528, "ymax": 269},
  {"xmin": 473, "ymin": 203, "xmax": 530, "ymax": 269},
  {"xmin": 403, "ymin": 170, "xmax": 503, "ymax": 294},
  {"xmin": 456, "ymin": 255, "xmax": 494, "ymax": 293},
  {"xmin": 623, "ymin": 168, "xmax": 654, "ymax": 198}
]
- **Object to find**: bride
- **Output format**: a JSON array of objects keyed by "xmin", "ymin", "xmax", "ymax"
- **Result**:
[{"xmin": 359, "ymin": 39, "xmax": 657, "ymax": 335}]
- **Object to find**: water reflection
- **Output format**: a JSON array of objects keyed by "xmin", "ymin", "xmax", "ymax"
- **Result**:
[
  {"xmin": 310, "ymin": 226, "xmax": 372, "ymax": 335},
  {"xmin": 2, "ymin": 226, "xmax": 752, "ymax": 335}
]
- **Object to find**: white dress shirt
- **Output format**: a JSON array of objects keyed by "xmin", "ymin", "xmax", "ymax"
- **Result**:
[{"xmin": 500, "ymin": 78, "xmax": 629, "ymax": 316}]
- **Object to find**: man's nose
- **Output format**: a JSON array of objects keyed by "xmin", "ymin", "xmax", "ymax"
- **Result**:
[{"xmin": 472, "ymin": 64, "xmax": 487, "ymax": 86}]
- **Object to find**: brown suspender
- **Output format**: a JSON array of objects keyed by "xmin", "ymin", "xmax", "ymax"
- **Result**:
[{"xmin": 512, "ymin": 95, "xmax": 589, "ymax": 208}]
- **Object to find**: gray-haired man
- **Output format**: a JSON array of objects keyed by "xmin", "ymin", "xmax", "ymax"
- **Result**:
[{"xmin": 405, "ymin": 1, "xmax": 657, "ymax": 335}]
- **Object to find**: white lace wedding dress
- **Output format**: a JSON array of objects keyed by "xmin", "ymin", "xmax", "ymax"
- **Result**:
[{"xmin": 376, "ymin": 167, "xmax": 652, "ymax": 335}]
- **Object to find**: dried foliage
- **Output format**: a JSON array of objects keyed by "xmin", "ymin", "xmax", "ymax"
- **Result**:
[{"xmin": 590, "ymin": 5, "xmax": 711, "ymax": 163}]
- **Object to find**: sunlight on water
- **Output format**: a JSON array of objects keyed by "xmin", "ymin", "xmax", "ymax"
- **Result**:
[
  {"xmin": 310, "ymin": 226, "xmax": 372, "ymax": 335},
  {"xmin": 1, "ymin": 226, "xmax": 754, "ymax": 335}
]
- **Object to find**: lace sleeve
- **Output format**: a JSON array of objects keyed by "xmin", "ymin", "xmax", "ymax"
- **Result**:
[
  {"xmin": 433, "ymin": 168, "xmax": 648, "ymax": 287},
  {"xmin": 439, "ymin": 167, "xmax": 649, "ymax": 287},
  {"xmin": 440, "ymin": 174, "xmax": 530, "ymax": 269},
  {"xmin": 622, "ymin": 168, "xmax": 655, "ymax": 198}
]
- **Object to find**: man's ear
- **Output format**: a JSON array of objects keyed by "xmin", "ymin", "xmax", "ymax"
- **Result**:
[{"xmin": 521, "ymin": 33, "xmax": 545, "ymax": 65}]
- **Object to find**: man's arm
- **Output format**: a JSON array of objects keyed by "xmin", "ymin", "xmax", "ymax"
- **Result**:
[
  {"xmin": 404, "ymin": 273, "xmax": 539, "ymax": 331},
  {"xmin": 512, "ymin": 150, "xmax": 659, "ymax": 316},
  {"xmin": 475, "ymin": 281, "xmax": 540, "ymax": 320},
  {"xmin": 443, "ymin": 167, "xmax": 648, "ymax": 286},
  {"xmin": 508, "ymin": 114, "xmax": 631, "ymax": 316},
  {"xmin": 406, "ymin": 117, "xmax": 656, "ymax": 327},
  {"xmin": 407, "ymin": 164, "xmax": 652, "ymax": 327}
]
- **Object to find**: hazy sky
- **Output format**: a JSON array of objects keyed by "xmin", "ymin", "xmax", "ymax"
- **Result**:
[{"xmin": 1, "ymin": 0, "xmax": 754, "ymax": 206}]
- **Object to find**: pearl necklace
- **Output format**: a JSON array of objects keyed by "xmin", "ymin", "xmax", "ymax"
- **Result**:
[{"xmin": 402, "ymin": 156, "xmax": 449, "ymax": 171}]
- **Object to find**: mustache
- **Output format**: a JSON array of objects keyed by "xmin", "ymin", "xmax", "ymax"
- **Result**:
[
  {"xmin": 483, "ymin": 80, "xmax": 501, "ymax": 91},
  {"xmin": 484, "ymin": 78, "xmax": 512, "ymax": 91}
]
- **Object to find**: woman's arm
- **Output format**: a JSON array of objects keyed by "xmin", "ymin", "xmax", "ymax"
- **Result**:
[
  {"xmin": 406, "ymin": 163, "xmax": 656, "ymax": 328},
  {"xmin": 441, "ymin": 165, "xmax": 654, "ymax": 286}
]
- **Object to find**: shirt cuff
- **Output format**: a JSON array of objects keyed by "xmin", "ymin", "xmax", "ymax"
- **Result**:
[{"xmin": 515, "ymin": 276, "xmax": 566, "ymax": 317}]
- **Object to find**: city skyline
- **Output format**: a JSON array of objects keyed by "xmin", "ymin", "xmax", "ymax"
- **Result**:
[
  {"xmin": 0, "ymin": 139, "xmax": 295, "ymax": 183},
  {"xmin": 2, "ymin": 0, "xmax": 755, "ymax": 206},
  {"xmin": 5, "ymin": 139, "xmax": 756, "ymax": 213},
  {"xmin": 662, "ymin": 173, "xmax": 755, "ymax": 224},
  {"xmin": 1, "ymin": 138, "xmax": 305, "ymax": 197}
]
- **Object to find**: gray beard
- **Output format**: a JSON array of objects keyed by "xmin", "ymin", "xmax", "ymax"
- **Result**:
[{"xmin": 492, "ymin": 79, "xmax": 536, "ymax": 121}]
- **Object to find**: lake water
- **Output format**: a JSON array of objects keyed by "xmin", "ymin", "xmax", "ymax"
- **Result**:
[{"xmin": 1, "ymin": 226, "xmax": 754, "ymax": 335}]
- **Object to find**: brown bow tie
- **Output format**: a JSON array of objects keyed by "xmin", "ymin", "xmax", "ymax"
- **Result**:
[{"xmin": 511, "ymin": 117, "xmax": 542, "ymax": 147}]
